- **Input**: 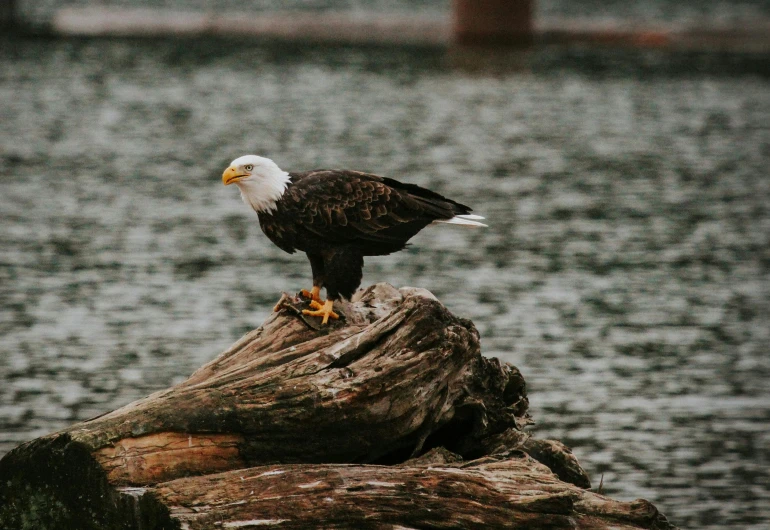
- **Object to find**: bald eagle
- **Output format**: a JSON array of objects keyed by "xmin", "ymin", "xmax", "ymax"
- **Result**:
[{"xmin": 223, "ymin": 155, "xmax": 486, "ymax": 324}]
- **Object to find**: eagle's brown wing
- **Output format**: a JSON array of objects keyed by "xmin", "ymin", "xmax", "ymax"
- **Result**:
[{"xmin": 271, "ymin": 170, "xmax": 471, "ymax": 253}]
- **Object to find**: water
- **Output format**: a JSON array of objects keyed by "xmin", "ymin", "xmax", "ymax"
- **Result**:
[{"xmin": 1, "ymin": 38, "xmax": 769, "ymax": 529}]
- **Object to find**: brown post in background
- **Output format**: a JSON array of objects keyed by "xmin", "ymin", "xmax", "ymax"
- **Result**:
[
  {"xmin": 0, "ymin": 0, "xmax": 17, "ymax": 29},
  {"xmin": 453, "ymin": 0, "xmax": 533, "ymax": 46}
]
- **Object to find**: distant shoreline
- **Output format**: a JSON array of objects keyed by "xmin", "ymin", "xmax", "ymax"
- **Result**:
[{"xmin": 10, "ymin": 7, "xmax": 770, "ymax": 53}]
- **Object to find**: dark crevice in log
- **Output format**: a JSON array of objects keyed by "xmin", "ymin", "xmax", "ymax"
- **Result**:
[{"xmin": 419, "ymin": 402, "xmax": 478, "ymax": 457}]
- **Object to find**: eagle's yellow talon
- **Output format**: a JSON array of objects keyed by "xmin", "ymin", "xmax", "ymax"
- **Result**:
[
  {"xmin": 300, "ymin": 286, "xmax": 322, "ymax": 303},
  {"xmin": 302, "ymin": 299, "xmax": 339, "ymax": 325}
]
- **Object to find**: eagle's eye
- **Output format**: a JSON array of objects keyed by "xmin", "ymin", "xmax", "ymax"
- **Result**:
[{"xmin": 245, "ymin": 164, "xmax": 254, "ymax": 171}]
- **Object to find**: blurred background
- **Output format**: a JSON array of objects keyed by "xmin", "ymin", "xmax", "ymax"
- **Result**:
[{"xmin": 1, "ymin": 1, "xmax": 769, "ymax": 529}]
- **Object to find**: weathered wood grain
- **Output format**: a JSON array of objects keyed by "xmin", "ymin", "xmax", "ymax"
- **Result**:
[{"xmin": 147, "ymin": 448, "xmax": 672, "ymax": 530}]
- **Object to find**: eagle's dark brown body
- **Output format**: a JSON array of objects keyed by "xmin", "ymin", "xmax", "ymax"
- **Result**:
[{"xmin": 257, "ymin": 170, "xmax": 474, "ymax": 300}]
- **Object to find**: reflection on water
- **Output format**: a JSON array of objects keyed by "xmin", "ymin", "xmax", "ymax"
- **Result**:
[{"xmin": 1, "ymin": 39, "xmax": 769, "ymax": 529}]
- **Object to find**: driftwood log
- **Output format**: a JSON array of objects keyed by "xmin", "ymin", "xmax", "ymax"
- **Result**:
[{"xmin": 0, "ymin": 283, "xmax": 675, "ymax": 529}]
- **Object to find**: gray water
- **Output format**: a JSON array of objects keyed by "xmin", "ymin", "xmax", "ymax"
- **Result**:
[{"xmin": 1, "ymin": 39, "xmax": 769, "ymax": 529}]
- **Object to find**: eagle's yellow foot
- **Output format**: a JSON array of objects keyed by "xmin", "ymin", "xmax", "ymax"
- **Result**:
[
  {"xmin": 302, "ymin": 299, "xmax": 339, "ymax": 325},
  {"xmin": 300, "ymin": 286, "xmax": 322, "ymax": 303}
]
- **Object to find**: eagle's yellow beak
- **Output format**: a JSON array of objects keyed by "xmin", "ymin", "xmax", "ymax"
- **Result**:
[{"xmin": 222, "ymin": 165, "xmax": 248, "ymax": 186}]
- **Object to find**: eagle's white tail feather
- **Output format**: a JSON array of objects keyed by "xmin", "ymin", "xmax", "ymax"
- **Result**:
[
  {"xmin": 436, "ymin": 215, "xmax": 488, "ymax": 228},
  {"xmin": 456, "ymin": 214, "xmax": 485, "ymax": 220}
]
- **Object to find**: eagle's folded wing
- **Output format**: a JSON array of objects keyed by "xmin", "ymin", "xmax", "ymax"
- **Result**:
[{"xmin": 283, "ymin": 170, "xmax": 463, "ymax": 245}]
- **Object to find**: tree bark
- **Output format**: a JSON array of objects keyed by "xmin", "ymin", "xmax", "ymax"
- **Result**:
[{"xmin": 0, "ymin": 284, "xmax": 675, "ymax": 529}]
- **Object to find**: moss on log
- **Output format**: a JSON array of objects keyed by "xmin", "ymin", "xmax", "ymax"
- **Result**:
[{"xmin": 0, "ymin": 284, "xmax": 675, "ymax": 529}]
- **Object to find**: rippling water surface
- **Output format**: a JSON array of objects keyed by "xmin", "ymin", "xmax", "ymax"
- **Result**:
[{"xmin": 1, "ymin": 39, "xmax": 769, "ymax": 529}]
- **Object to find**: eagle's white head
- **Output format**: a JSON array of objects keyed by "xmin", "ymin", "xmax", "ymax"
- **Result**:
[{"xmin": 222, "ymin": 155, "xmax": 291, "ymax": 213}]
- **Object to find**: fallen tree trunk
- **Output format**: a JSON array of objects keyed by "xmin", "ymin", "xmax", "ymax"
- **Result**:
[
  {"xmin": 151, "ymin": 448, "xmax": 669, "ymax": 530},
  {"xmin": 0, "ymin": 284, "xmax": 675, "ymax": 529}
]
